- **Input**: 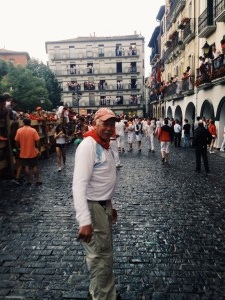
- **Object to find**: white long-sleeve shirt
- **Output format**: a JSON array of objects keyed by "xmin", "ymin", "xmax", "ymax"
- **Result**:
[{"xmin": 72, "ymin": 136, "xmax": 117, "ymax": 227}]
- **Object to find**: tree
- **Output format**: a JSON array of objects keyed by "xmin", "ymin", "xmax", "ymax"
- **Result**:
[
  {"xmin": 2, "ymin": 64, "xmax": 51, "ymax": 112},
  {"xmin": 26, "ymin": 59, "xmax": 62, "ymax": 108}
]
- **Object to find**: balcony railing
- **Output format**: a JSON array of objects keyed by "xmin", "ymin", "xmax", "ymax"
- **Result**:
[
  {"xmin": 166, "ymin": 0, "xmax": 186, "ymax": 29},
  {"xmin": 79, "ymin": 97, "xmax": 142, "ymax": 107},
  {"xmin": 196, "ymin": 54, "xmax": 225, "ymax": 86},
  {"xmin": 183, "ymin": 18, "xmax": 195, "ymax": 44},
  {"xmin": 163, "ymin": 82, "xmax": 184, "ymax": 99},
  {"xmin": 52, "ymin": 50, "xmax": 139, "ymax": 60},
  {"xmin": 55, "ymin": 66, "xmax": 140, "ymax": 76},
  {"xmin": 64, "ymin": 83, "xmax": 142, "ymax": 92},
  {"xmin": 198, "ymin": 7, "xmax": 216, "ymax": 38},
  {"xmin": 214, "ymin": 0, "xmax": 225, "ymax": 22},
  {"xmin": 181, "ymin": 76, "xmax": 195, "ymax": 94},
  {"xmin": 211, "ymin": 54, "xmax": 225, "ymax": 81}
]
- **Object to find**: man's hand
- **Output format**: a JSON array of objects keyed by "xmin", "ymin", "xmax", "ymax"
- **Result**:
[{"xmin": 77, "ymin": 225, "xmax": 93, "ymax": 243}]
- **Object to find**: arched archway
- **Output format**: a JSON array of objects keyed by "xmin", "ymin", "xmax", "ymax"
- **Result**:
[
  {"xmin": 167, "ymin": 106, "xmax": 172, "ymax": 119},
  {"xmin": 185, "ymin": 102, "xmax": 196, "ymax": 137},
  {"xmin": 200, "ymin": 100, "xmax": 215, "ymax": 119},
  {"xmin": 215, "ymin": 96, "xmax": 225, "ymax": 121},
  {"xmin": 216, "ymin": 96, "xmax": 225, "ymax": 148},
  {"xmin": 174, "ymin": 105, "xmax": 182, "ymax": 122}
]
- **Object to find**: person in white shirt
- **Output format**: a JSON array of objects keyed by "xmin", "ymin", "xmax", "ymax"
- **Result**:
[
  {"xmin": 134, "ymin": 117, "xmax": 144, "ymax": 152},
  {"xmin": 220, "ymin": 126, "xmax": 225, "ymax": 152},
  {"xmin": 173, "ymin": 119, "xmax": 182, "ymax": 147},
  {"xmin": 73, "ymin": 107, "xmax": 120, "ymax": 300},
  {"xmin": 155, "ymin": 119, "xmax": 162, "ymax": 135},
  {"xmin": 126, "ymin": 118, "xmax": 134, "ymax": 152},
  {"xmin": 144, "ymin": 118, "xmax": 156, "ymax": 152},
  {"xmin": 115, "ymin": 117, "xmax": 125, "ymax": 152}
]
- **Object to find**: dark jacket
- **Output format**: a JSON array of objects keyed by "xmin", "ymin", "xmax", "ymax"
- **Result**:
[{"xmin": 192, "ymin": 126, "xmax": 212, "ymax": 148}]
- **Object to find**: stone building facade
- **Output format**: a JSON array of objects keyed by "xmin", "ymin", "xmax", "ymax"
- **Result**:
[
  {"xmin": 45, "ymin": 33, "xmax": 145, "ymax": 117},
  {"xmin": 147, "ymin": 0, "xmax": 225, "ymax": 148}
]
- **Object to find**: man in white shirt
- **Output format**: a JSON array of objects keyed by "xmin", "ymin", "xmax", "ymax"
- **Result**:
[
  {"xmin": 115, "ymin": 117, "xmax": 125, "ymax": 152},
  {"xmin": 72, "ymin": 108, "xmax": 120, "ymax": 300},
  {"xmin": 173, "ymin": 119, "xmax": 182, "ymax": 147},
  {"xmin": 144, "ymin": 118, "xmax": 156, "ymax": 152}
]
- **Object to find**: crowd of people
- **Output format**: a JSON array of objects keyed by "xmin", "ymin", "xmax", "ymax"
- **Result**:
[{"xmin": 2, "ymin": 94, "xmax": 224, "ymax": 299}]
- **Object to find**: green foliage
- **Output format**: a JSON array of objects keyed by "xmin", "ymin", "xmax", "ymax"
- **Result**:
[
  {"xmin": 0, "ymin": 59, "xmax": 62, "ymax": 112},
  {"xmin": 27, "ymin": 59, "xmax": 62, "ymax": 108}
]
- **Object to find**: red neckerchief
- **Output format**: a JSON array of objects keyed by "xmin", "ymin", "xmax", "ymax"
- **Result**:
[{"xmin": 83, "ymin": 130, "xmax": 110, "ymax": 150}]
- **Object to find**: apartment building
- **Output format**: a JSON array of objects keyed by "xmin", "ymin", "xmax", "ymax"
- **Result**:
[
  {"xmin": 147, "ymin": 0, "xmax": 225, "ymax": 148},
  {"xmin": 45, "ymin": 33, "xmax": 145, "ymax": 117}
]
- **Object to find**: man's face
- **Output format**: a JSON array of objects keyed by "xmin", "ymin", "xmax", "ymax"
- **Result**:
[{"xmin": 95, "ymin": 118, "xmax": 115, "ymax": 142}]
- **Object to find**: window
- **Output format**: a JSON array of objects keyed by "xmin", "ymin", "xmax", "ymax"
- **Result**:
[
  {"xmin": 98, "ymin": 44, "xmax": 104, "ymax": 57},
  {"xmin": 116, "ymin": 62, "xmax": 122, "ymax": 73},
  {"xmin": 69, "ymin": 46, "xmax": 75, "ymax": 59},
  {"xmin": 116, "ymin": 44, "xmax": 122, "ymax": 56},
  {"xmin": 87, "ymin": 45, "xmax": 93, "ymax": 57}
]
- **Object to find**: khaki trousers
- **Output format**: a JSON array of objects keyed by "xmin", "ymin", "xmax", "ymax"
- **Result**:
[{"xmin": 83, "ymin": 201, "xmax": 116, "ymax": 300}]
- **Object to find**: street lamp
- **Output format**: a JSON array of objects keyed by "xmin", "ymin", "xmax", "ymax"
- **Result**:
[
  {"xmin": 40, "ymin": 98, "xmax": 45, "ymax": 110},
  {"xmin": 202, "ymin": 41, "xmax": 210, "ymax": 58},
  {"xmin": 72, "ymin": 92, "xmax": 82, "ymax": 115}
]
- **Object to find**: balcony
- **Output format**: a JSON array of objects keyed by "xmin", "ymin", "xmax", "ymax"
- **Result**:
[
  {"xmin": 163, "ymin": 82, "xmax": 184, "ymax": 100},
  {"xmin": 55, "ymin": 66, "xmax": 140, "ymax": 76},
  {"xmin": 150, "ymin": 48, "xmax": 160, "ymax": 65},
  {"xmin": 164, "ymin": 0, "xmax": 186, "ymax": 30},
  {"xmin": 214, "ymin": 0, "xmax": 225, "ymax": 22},
  {"xmin": 198, "ymin": 8, "xmax": 216, "ymax": 38},
  {"xmin": 64, "ymin": 83, "xmax": 142, "ymax": 93},
  {"xmin": 52, "ymin": 49, "xmax": 139, "ymax": 61},
  {"xmin": 182, "ymin": 18, "xmax": 196, "ymax": 44},
  {"xmin": 79, "ymin": 97, "xmax": 142, "ymax": 108},
  {"xmin": 195, "ymin": 68, "xmax": 213, "ymax": 89},
  {"xmin": 211, "ymin": 54, "xmax": 225, "ymax": 83},
  {"xmin": 181, "ymin": 76, "xmax": 195, "ymax": 95}
]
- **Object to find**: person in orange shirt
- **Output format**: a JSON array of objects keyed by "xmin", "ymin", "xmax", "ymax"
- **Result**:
[
  {"xmin": 208, "ymin": 119, "xmax": 217, "ymax": 153},
  {"xmin": 157, "ymin": 118, "xmax": 174, "ymax": 164},
  {"xmin": 15, "ymin": 118, "xmax": 42, "ymax": 186}
]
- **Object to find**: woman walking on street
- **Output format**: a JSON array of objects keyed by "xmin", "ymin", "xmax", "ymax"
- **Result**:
[{"xmin": 54, "ymin": 124, "xmax": 68, "ymax": 171}]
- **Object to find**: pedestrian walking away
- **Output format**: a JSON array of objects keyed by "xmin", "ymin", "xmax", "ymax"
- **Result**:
[
  {"xmin": 192, "ymin": 120, "xmax": 212, "ymax": 173},
  {"xmin": 157, "ymin": 118, "xmax": 174, "ymax": 164},
  {"xmin": 72, "ymin": 107, "xmax": 121, "ymax": 300},
  {"xmin": 14, "ymin": 118, "xmax": 42, "ymax": 186},
  {"xmin": 183, "ymin": 118, "xmax": 191, "ymax": 147},
  {"xmin": 54, "ymin": 123, "xmax": 68, "ymax": 172},
  {"xmin": 173, "ymin": 119, "xmax": 182, "ymax": 147}
]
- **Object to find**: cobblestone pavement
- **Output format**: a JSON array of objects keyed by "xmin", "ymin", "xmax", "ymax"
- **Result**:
[{"xmin": 0, "ymin": 138, "xmax": 225, "ymax": 300}]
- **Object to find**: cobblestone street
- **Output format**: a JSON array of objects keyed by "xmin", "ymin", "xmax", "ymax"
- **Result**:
[{"xmin": 0, "ymin": 139, "xmax": 225, "ymax": 300}]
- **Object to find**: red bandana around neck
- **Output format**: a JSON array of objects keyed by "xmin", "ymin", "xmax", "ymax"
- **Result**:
[{"xmin": 83, "ymin": 130, "xmax": 110, "ymax": 150}]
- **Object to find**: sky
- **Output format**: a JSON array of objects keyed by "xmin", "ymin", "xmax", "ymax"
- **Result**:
[{"xmin": 1, "ymin": 0, "xmax": 165, "ymax": 77}]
